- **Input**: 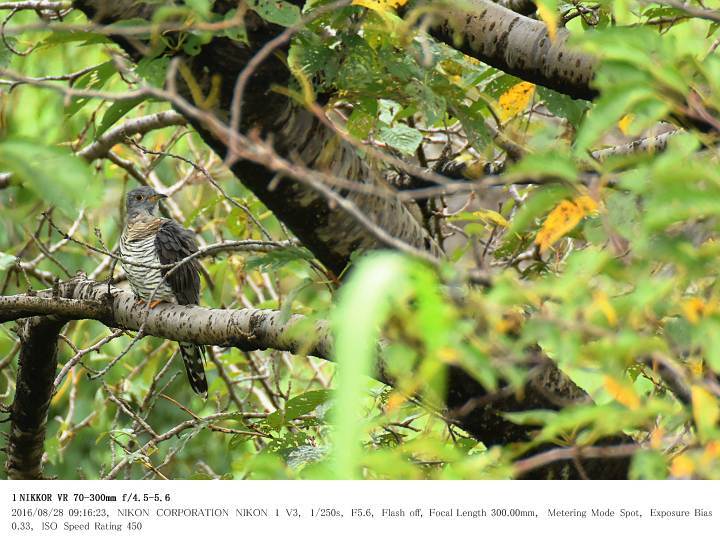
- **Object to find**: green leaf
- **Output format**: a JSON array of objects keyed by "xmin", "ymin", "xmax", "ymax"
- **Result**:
[
  {"xmin": 332, "ymin": 252, "xmax": 413, "ymax": 478},
  {"xmin": 537, "ymin": 87, "xmax": 589, "ymax": 127},
  {"xmin": 629, "ymin": 450, "xmax": 668, "ymax": 480},
  {"xmin": 222, "ymin": 9, "xmax": 248, "ymax": 42},
  {"xmin": 0, "ymin": 252, "xmax": 15, "ymax": 271},
  {"xmin": 0, "ymin": 37, "xmax": 15, "ymax": 69},
  {"xmin": 0, "ymin": 139, "xmax": 101, "ymax": 215},
  {"xmin": 286, "ymin": 445, "xmax": 328, "ymax": 469},
  {"xmin": 97, "ymin": 97, "xmax": 146, "ymax": 136},
  {"xmin": 347, "ymin": 109, "xmax": 375, "ymax": 140},
  {"xmin": 508, "ymin": 151, "xmax": 579, "ymax": 183},
  {"xmin": 249, "ymin": 0, "xmax": 301, "ymax": 27},
  {"xmin": 136, "ymin": 57, "xmax": 170, "ymax": 88},
  {"xmin": 378, "ymin": 124, "xmax": 423, "ymax": 156},
  {"xmin": 245, "ymin": 246, "xmax": 314, "ymax": 271},
  {"xmin": 267, "ymin": 389, "xmax": 333, "ymax": 430},
  {"xmin": 189, "ymin": 473, "xmax": 214, "ymax": 480},
  {"xmin": 65, "ymin": 61, "xmax": 117, "ymax": 117},
  {"xmin": 574, "ymin": 86, "xmax": 655, "ymax": 154}
]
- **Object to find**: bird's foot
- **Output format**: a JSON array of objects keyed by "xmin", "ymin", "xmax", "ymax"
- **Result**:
[
  {"xmin": 134, "ymin": 298, "xmax": 146, "ymax": 307},
  {"xmin": 148, "ymin": 300, "xmax": 163, "ymax": 309}
]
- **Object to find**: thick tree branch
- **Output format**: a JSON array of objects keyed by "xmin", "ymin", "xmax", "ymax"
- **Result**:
[
  {"xmin": 2, "ymin": 277, "xmax": 632, "ymax": 479},
  {"xmin": 0, "ymin": 279, "xmax": 332, "ymax": 358},
  {"xmin": 591, "ymin": 130, "xmax": 679, "ymax": 161},
  {"xmin": 406, "ymin": 0, "xmax": 597, "ymax": 100}
]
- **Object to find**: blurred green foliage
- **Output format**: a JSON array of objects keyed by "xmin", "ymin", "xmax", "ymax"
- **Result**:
[{"xmin": 1, "ymin": 0, "xmax": 720, "ymax": 480}]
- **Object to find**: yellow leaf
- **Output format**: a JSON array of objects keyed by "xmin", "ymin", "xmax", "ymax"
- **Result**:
[
  {"xmin": 471, "ymin": 209, "xmax": 509, "ymax": 228},
  {"xmin": 618, "ymin": 114, "xmax": 635, "ymax": 136},
  {"xmin": 703, "ymin": 440, "xmax": 720, "ymax": 462},
  {"xmin": 498, "ymin": 82, "xmax": 535, "ymax": 121},
  {"xmin": 495, "ymin": 309, "xmax": 524, "ymax": 335},
  {"xmin": 670, "ymin": 453, "xmax": 695, "ymax": 478},
  {"xmin": 386, "ymin": 391, "xmax": 406, "ymax": 413},
  {"xmin": 650, "ymin": 427, "xmax": 664, "ymax": 449},
  {"xmin": 692, "ymin": 386, "xmax": 720, "ymax": 442},
  {"xmin": 682, "ymin": 297, "xmax": 705, "ymax": 324},
  {"xmin": 604, "ymin": 376, "xmax": 641, "ymax": 409},
  {"xmin": 537, "ymin": 4, "xmax": 559, "ymax": 41},
  {"xmin": 438, "ymin": 347, "xmax": 460, "ymax": 362},
  {"xmin": 574, "ymin": 195, "xmax": 598, "ymax": 214},
  {"xmin": 352, "ymin": 0, "xmax": 407, "ymax": 13},
  {"xmin": 535, "ymin": 196, "xmax": 598, "ymax": 251},
  {"xmin": 689, "ymin": 357, "xmax": 704, "ymax": 378},
  {"xmin": 592, "ymin": 291, "xmax": 618, "ymax": 327}
]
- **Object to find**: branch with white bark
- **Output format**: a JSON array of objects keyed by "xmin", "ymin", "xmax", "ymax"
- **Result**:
[
  {"xmin": 0, "ymin": 277, "xmax": 332, "ymax": 357},
  {"xmin": 1, "ymin": 275, "xmax": 634, "ymax": 480},
  {"xmin": 405, "ymin": 0, "xmax": 597, "ymax": 100}
]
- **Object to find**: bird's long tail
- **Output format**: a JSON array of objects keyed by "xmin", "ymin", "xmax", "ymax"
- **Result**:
[{"xmin": 178, "ymin": 343, "xmax": 208, "ymax": 397}]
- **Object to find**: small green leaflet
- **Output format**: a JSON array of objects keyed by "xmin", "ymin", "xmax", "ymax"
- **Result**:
[
  {"xmin": 378, "ymin": 124, "xmax": 423, "ymax": 156},
  {"xmin": 244, "ymin": 246, "xmax": 314, "ymax": 271},
  {"xmin": 287, "ymin": 445, "xmax": 327, "ymax": 469},
  {"xmin": 249, "ymin": 0, "xmax": 301, "ymax": 27},
  {"xmin": 0, "ymin": 37, "xmax": 15, "ymax": 69},
  {"xmin": 65, "ymin": 61, "xmax": 117, "ymax": 117},
  {"xmin": 266, "ymin": 390, "xmax": 333, "ymax": 430},
  {"xmin": 97, "ymin": 97, "xmax": 146, "ymax": 136}
]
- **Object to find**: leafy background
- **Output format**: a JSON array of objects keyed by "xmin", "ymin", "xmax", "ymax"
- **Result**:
[{"xmin": 1, "ymin": 0, "xmax": 720, "ymax": 479}]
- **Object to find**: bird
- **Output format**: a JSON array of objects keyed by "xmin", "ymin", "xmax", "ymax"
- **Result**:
[{"xmin": 119, "ymin": 186, "xmax": 208, "ymax": 397}]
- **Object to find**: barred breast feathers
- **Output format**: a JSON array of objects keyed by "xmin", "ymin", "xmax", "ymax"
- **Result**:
[
  {"xmin": 120, "ymin": 217, "xmax": 176, "ymax": 302},
  {"xmin": 124, "ymin": 216, "xmax": 163, "ymax": 242}
]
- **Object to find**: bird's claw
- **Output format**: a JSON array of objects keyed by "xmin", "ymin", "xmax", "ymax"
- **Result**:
[{"xmin": 134, "ymin": 298, "xmax": 162, "ymax": 309}]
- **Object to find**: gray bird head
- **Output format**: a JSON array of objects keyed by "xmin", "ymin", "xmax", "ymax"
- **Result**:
[{"xmin": 125, "ymin": 186, "xmax": 167, "ymax": 219}]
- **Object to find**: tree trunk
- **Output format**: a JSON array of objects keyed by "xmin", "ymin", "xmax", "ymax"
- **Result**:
[{"xmin": 5, "ymin": 316, "xmax": 66, "ymax": 479}]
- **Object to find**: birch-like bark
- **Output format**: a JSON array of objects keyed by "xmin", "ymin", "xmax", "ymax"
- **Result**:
[
  {"xmin": 0, "ymin": 280, "xmax": 332, "ymax": 358},
  {"xmin": 406, "ymin": 0, "xmax": 597, "ymax": 100},
  {"xmin": 74, "ymin": 0, "xmax": 441, "ymax": 276}
]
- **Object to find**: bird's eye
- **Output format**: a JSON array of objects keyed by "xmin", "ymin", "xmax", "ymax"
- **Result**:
[{"xmin": 135, "ymin": 195, "xmax": 143, "ymax": 201}]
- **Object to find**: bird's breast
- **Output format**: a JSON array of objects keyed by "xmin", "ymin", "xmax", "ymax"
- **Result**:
[{"xmin": 119, "ymin": 228, "xmax": 176, "ymax": 302}]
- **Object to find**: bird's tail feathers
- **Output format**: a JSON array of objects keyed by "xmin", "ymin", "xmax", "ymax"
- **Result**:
[{"xmin": 179, "ymin": 343, "xmax": 208, "ymax": 397}]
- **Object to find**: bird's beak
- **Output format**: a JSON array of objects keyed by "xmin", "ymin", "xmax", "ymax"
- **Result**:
[{"xmin": 149, "ymin": 193, "xmax": 168, "ymax": 202}]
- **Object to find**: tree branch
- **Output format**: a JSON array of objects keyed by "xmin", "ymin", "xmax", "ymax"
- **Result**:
[
  {"xmin": 406, "ymin": 0, "xmax": 597, "ymax": 100},
  {"xmin": 0, "ymin": 278, "xmax": 333, "ymax": 358},
  {"xmin": 77, "ymin": 110, "xmax": 186, "ymax": 161},
  {"xmin": 2, "ymin": 277, "xmax": 633, "ymax": 479}
]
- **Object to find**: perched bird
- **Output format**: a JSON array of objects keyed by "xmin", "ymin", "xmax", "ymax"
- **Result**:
[{"xmin": 119, "ymin": 186, "xmax": 208, "ymax": 396}]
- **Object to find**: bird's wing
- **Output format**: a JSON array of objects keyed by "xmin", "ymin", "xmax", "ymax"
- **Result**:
[{"xmin": 155, "ymin": 219, "xmax": 201, "ymax": 305}]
